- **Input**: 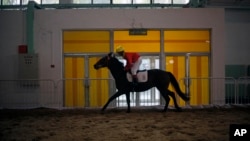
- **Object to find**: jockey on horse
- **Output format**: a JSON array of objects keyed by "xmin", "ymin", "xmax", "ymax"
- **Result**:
[{"xmin": 116, "ymin": 45, "xmax": 142, "ymax": 86}]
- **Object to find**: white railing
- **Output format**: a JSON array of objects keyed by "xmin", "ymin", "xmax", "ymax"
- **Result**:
[
  {"xmin": 0, "ymin": 79, "xmax": 62, "ymax": 109},
  {"xmin": 179, "ymin": 77, "xmax": 237, "ymax": 106},
  {"xmin": 236, "ymin": 77, "xmax": 250, "ymax": 104},
  {"xmin": 0, "ymin": 77, "xmax": 249, "ymax": 109}
]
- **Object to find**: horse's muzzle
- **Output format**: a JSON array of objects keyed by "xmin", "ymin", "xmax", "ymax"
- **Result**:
[{"xmin": 94, "ymin": 64, "xmax": 99, "ymax": 70}]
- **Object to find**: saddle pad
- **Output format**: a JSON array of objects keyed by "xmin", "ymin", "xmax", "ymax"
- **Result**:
[{"xmin": 126, "ymin": 71, "xmax": 148, "ymax": 83}]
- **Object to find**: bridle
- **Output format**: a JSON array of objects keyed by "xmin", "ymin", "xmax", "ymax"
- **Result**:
[{"xmin": 105, "ymin": 55, "xmax": 111, "ymax": 67}]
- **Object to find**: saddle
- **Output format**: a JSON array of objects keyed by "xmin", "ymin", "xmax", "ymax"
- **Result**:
[{"xmin": 126, "ymin": 70, "xmax": 148, "ymax": 83}]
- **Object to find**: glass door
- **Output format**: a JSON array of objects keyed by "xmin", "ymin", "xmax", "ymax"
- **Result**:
[
  {"xmin": 166, "ymin": 54, "xmax": 210, "ymax": 106},
  {"xmin": 164, "ymin": 29, "xmax": 211, "ymax": 106},
  {"xmin": 63, "ymin": 30, "xmax": 110, "ymax": 107}
]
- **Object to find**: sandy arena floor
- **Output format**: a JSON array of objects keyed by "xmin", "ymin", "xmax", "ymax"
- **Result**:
[{"xmin": 0, "ymin": 106, "xmax": 250, "ymax": 141}]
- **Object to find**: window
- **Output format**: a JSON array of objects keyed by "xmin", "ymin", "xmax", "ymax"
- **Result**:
[
  {"xmin": 2, "ymin": 0, "xmax": 21, "ymax": 5},
  {"xmin": 42, "ymin": 0, "xmax": 58, "ymax": 4},
  {"xmin": 154, "ymin": 0, "xmax": 189, "ymax": 4},
  {"xmin": 1, "ymin": 0, "xmax": 190, "ymax": 6}
]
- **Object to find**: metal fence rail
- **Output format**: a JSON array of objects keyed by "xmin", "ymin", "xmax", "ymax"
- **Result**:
[
  {"xmin": 0, "ymin": 77, "xmax": 249, "ymax": 109},
  {"xmin": 56, "ymin": 78, "xmax": 116, "ymax": 108},
  {"xmin": 236, "ymin": 77, "xmax": 250, "ymax": 104},
  {"xmin": 0, "ymin": 79, "xmax": 61, "ymax": 109},
  {"xmin": 180, "ymin": 77, "xmax": 237, "ymax": 105},
  {"xmin": 116, "ymin": 89, "xmax": 160, "ymax": 107}
]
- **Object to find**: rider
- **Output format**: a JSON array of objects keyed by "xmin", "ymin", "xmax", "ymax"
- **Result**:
[{"xmin": 116, "ymin": 45, "xmax": 142, "ymax": 85}]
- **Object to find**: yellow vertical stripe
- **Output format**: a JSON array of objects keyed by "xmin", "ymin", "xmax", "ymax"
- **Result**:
[
  {"xmin": 173, "ymin": 57, "xmax": 179, "ymax": 79},
  {"xmin": 166, "ymin": 56, "xmax": 174, "ymax": 106},
  {"xmin": 196, "ymin": 57, "xmax": 202, "ymax": 105},
  {"xmin": 64, "ymin": 31, "xmax": 110, "ymax": 107},
  {"xmin": 65, "ymin": 58, "xmax": 72, "ymax": 106},
  {"xmin": 64, "ymin": 57, "xmax": 85, "ymax": 107},
  {"xmin": 173, "ymin": 57, "xmax": 180, "ymax": 105},
  {"xmin": 201, "ymin": 56, "xmax": 209, "ymax": 104},
  {"xmin": 72, "ymin": 58, "xmax": 78, "ymax": 106},
  {"xmin": 96, "ymin": 58, "xmax": 102, "ymax": 106},
  {"xmin": 177, "ymin": 57, "xmax": 185, "ymax": 106},
  {"xmin": 166, "ymin": 56, "xmax": 209, "ymax": 106}
]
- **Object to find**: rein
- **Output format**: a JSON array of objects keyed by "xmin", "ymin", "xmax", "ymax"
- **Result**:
[
  {"xmin": 106, "ymin": 56, "xmax": 110, "ymax": 67},
  {"xmin": 107, "ymin": 56, "xmax": 127, "ymax": 79}
]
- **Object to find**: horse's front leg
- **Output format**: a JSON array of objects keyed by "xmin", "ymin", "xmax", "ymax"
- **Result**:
[
  {"xmin": 102, "ymin": 91, "xmax": 122, "ymax": 113},
  {"xmin": 125, "ymin": 92, "xmax": 131, "ymax": 113}
]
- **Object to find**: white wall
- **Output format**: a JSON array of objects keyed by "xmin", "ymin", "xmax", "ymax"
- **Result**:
[
  {"xmin": 225, "ymin": 9, "xmax": 250, "ymax": 65},
  {"xmin": 4, "ymin": 8, "xmax": 250, "ymax": 108},
  {"xmin": 0, "ymin": 8, "xmax": 229, "ymax": 80},
  {"xmin": 0, "ymin": 11, "xmax": 26, "ymax": 79},
  {"xmin": 34, "ymin": 8, "xmax": 225, "ymax": 80}
]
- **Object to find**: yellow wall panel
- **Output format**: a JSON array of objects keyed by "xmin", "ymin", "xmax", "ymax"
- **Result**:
[
  {"xmin": 114, "ymin": 30, "xmax": 160, "ymax": 52},
  {"xmin": 188, "ymin": 56, "xmax": 209, "ymax": 105},
  {"xmin": 165, "ymin": 43, "xmax": 210, "ymax": 52},
  {"xmin": 64, "ymin": 31, "xmax": 110, "ymax": 53},
  {"xmin": 166, "ymin": 56, "xmax": 209, "ymax": 106},
  {"xmin": 63, "ymin": 30, "xmax": 210, "ymax": 107},
  {"xmin": 166, "ymin": 56, "xmax": 186, "ymax": 106},
  {"xmin": 114, "ymin": 43, "xmax": 160, "ymax": 52},
  {"xmin": 64, "ymin": 57, "xmax": 85, "ymax": 107},
  {"xmin": 63, "ymin": 31, "xmax": 110, "ymax": 107},
  {"xmin": 64, "ymin": 57, "xmax": 110, "ymax": 107},
  {"xmin": 164, "ymin": 30, "xmax": 210, "ymax": 53},
  {"xmin": 165, "ymin": 30, "xmax": 210, "ymax": 40},
  {"xmin": 166, "ymin": 56, "xmax": 174, "ymax": 106},
  {"xmin": 89, "ymin": 57, "xmax": 109, "ymax": 107},
  {"xmin": 164, "ymin": 30, "xmax": 210, "ymax": 106},
  {"xmin": 177, "ymin": 57, "xmax": 186, "ymax": 106},
  {"xmin": 64, "ymin": 31, "xmax": 110, "ymax": 40},
  {"xmin": 64, "ymin": 44, "xmax": 110, "ymax": 53}
]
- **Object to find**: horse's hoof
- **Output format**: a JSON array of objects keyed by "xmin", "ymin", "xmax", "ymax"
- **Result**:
[
  {"xmin": 175, "ymin": 108, "xmax": 182, "ymax": 112},
  {"xmin": 100, "ymin": 109, "xmax": 105, "ymax": 114},
  {"xmin": 162, "ymin": 108, "xmax": 168, "ymax": 112}
]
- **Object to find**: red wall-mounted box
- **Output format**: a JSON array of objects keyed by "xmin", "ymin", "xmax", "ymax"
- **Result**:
[{"xmin": 18, "ymin": 45, "xmax": 28, "ymax": 54}]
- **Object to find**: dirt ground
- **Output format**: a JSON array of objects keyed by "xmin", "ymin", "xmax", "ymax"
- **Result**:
[{"xmin": 0, "ymin": 106, "xmax": 249, "ymax": 141}]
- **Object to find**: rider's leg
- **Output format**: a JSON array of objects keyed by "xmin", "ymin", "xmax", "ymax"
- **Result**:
[
  {"xmin": 132, "ymin": 74, "xmax": 138, "ymax": 83},
  {"xmin": 131, "ymin": 67, "xmax": 138, "ymax": 84},
  {"xmin": 131, "ymin": 57, "xmax": 142, "ymax": 84}
]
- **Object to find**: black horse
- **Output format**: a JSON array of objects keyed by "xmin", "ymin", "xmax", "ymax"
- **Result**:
[{"xmin": 94, "ymin": 52, "xmax": 190, "ymax": 113}]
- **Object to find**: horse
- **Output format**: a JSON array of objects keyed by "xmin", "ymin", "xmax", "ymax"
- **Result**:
[{"xmin": 94, "ymin": 52, "xmax": 190, "ymax": 113}]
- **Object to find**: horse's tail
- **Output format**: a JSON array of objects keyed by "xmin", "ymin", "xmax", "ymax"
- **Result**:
[{"xmin": 168, "ymin": 72, "xmax": 190, "ymax": 101}]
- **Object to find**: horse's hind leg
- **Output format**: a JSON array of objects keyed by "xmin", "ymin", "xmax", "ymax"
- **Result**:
[
  {"xmin": 162, "ymin": 93, "xmax": 170, "ymax": 112},
  {"xmin": 125, "ymin": 92, "xmax": 131, "ymax": 113},
  {"xmin": 167, "ymin": 90, "xmax": 182, "ymax": 112},
  {"xmin": 157, "ymin": 88, "xmax": 170, "ymax": 112}
]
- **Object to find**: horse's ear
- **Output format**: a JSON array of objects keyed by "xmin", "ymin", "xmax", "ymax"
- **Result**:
[
  {"xmin": 110, "ymin": 52, "xmax": 115, "ymax": 58},
  {"xmin": 108, "ymin": 52, "xmax": 115, "ymax": 58}
]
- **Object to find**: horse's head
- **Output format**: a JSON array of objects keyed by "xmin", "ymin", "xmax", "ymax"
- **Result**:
[{"xmin": 94, "ymin": 52, "xmax": 115, "ymax": 70}]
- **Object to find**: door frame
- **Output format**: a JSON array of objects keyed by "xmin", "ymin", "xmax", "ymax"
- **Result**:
[
  {"xmin": 63, "ymin": 53, "xmax": 110, "ymax": 107},
  {"xmin": 62, "ymin": 29, "xmax": 211, "ymax": 107},
  {"xmin": 165, "ymin": 52, "xmax": 211, "ymax": 105}
]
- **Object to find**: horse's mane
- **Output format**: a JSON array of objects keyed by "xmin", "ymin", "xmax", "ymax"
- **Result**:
[{"xmin": 111, "ymin": 56, "xmax": 125, "ymax": 70}]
